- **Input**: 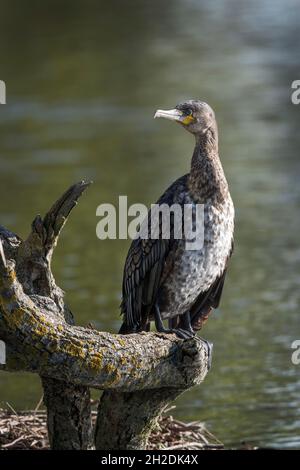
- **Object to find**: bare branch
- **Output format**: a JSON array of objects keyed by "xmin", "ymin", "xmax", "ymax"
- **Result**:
[
  {"xmin": 0, "ymin": 181, "xmax": 211, "ymax": 450},
  {"xmin": 0, "ymin": 262, "xmax": 209, "ymax": 390}
]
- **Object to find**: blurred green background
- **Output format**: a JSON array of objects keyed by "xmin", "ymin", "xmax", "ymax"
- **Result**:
[{"xmin": 0, "ymin": 0, "xmax": 300, "ymax": 449}]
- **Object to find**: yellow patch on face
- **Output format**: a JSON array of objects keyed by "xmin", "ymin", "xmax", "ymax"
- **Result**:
[{"xmin": 182, "ymin": 115, "xmax": 195, "ymax": 125}]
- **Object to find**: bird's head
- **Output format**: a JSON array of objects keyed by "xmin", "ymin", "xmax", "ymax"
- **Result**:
[{"xmin": 154, "ymin": 100, "xmax": 216, "ymax": 136}]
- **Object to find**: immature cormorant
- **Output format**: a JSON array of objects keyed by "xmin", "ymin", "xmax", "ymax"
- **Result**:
[{"xmin": 120, "ymin": 100, "xmax": 234, "ymax": 338}]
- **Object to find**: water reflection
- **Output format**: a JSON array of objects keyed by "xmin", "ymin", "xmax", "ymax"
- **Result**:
[{"xmin": 0, "ymin": 0, "xmax": 299, "ymax": 448}]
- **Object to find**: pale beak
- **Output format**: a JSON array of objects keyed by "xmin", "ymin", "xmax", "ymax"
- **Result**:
[{"xmin": 154, "ymin": 108, "xmax": 183, "ymax": 122}]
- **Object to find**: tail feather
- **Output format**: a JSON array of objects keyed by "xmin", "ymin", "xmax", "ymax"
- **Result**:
[
  {"xmin": 118, "ymin": 320, "xmax": 150, "ymax": 335},
  {"xmin": 118, "ymin": 321, "xmax": 134, "ymax": 334}
]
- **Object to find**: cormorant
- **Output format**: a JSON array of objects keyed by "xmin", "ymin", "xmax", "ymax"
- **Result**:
[{"xmin": 119, "ymin": 100, "xmax": 234, "ymax": 339}]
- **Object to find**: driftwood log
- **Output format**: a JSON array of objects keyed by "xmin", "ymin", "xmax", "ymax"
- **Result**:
[{"xmin": 0, "ymin": 182, "xmax": 211, "ymax": 450}]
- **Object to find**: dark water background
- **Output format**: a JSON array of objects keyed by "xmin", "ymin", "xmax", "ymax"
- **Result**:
[{"xmin": 0, "ymin": 0, "xmax": 300, "ymax": 449}]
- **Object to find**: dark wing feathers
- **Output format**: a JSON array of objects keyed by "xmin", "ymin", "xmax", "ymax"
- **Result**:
[
  {"xmin": 121, "ymin": 237, "xmax": 171, "ymax": 329},
  {"xmin": 120, "ymin": 175, "xmax": 188, "ymax": 331}
]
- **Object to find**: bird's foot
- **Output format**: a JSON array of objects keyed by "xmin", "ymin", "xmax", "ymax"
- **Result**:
[
  {"xmin": 157, "ymin": 326, "xmax": 195, "ymax": 340},
  {"xmin": 178, "ymin": 311, "xmax": 195, "ymax": 336},
  {"xmin": 155, "ymin": 305, "xmax": 195, "ymax": 340},
  {"xmin": 172, "ymin": 328, "xmax": 196, "ymax": 340}
]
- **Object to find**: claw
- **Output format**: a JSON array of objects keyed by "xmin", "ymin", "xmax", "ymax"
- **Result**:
[{"xmin": 172, "ymin": 328, "xmax": 195, "ymax": 340}]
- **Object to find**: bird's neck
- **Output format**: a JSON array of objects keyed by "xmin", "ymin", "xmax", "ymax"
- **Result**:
[{"xmin": 188, "ymin": 126, "xmax": 229, "ymax": 204}]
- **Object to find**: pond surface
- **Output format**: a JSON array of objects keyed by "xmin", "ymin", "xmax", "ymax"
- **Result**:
[{"xmin": 0, "ymin": 0, "xmax": 299, "ymax": 449}]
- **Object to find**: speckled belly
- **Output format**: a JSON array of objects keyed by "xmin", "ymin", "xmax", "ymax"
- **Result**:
[{"xmin": 159, "ymin": 199, "xmax": 234, "ymax": 319}]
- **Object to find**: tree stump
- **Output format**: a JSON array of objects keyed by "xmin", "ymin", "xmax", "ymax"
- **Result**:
[{"xmin": 0, "ymin": 182, "xmax": 211, "ymax": 450}]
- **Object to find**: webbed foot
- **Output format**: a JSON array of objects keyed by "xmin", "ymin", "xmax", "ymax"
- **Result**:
[{"xmin": 155, "ymin": 306, "xmax": 195, "ymax": 340}]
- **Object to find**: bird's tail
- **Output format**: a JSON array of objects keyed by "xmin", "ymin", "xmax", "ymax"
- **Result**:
[
  {"xmin": 118, "ymin": 319, "xmax": 150, "ymax": 335},
  {"xmin": 119, "ymin": 298, "xmax": 151, "ymax": 334},
  {"xmin": 118, "ymin": 321, "xmax": 134, "ymax": 334}
]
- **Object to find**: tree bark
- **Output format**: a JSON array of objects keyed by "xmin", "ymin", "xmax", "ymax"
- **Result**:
[
  {"xmin": 0, "ymin": 182, "xmax": 93, "ymax": 449},
  {"xmin": 0, "ymin": 182, "xmax": 212, "ymax": 450},
  {"xmin": 95, "ymin": 389, "xmax": 181, "ymax": 450}
]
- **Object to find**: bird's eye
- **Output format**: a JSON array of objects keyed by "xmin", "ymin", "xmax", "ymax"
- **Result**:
[{"xmin": 185, "ymin": 109, "xmax": 193, "ymax": 116}]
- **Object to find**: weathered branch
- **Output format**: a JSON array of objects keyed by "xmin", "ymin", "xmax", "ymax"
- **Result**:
[
  {"xmin": 0, "ymin": 263, "xmax": 209, "ymax": 389},
  {"xmin": 0, "ymin": 182, "xmax": 211, "ymax": 450}
]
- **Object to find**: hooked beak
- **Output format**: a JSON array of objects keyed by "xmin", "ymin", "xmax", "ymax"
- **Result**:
[{"xmin": 154, "ymin": 108, "xmax": 183, "ymax": 122}]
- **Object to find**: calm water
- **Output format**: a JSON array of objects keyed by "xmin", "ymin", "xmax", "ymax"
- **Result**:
[{"xmin": 0, "ymin": 0, "xmax": 300, "ymax": 449}]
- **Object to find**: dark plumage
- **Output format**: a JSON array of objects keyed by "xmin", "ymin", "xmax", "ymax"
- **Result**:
[{"xmin": 120, "ymin": 100, "xmax": 234, "ymax": 338}]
